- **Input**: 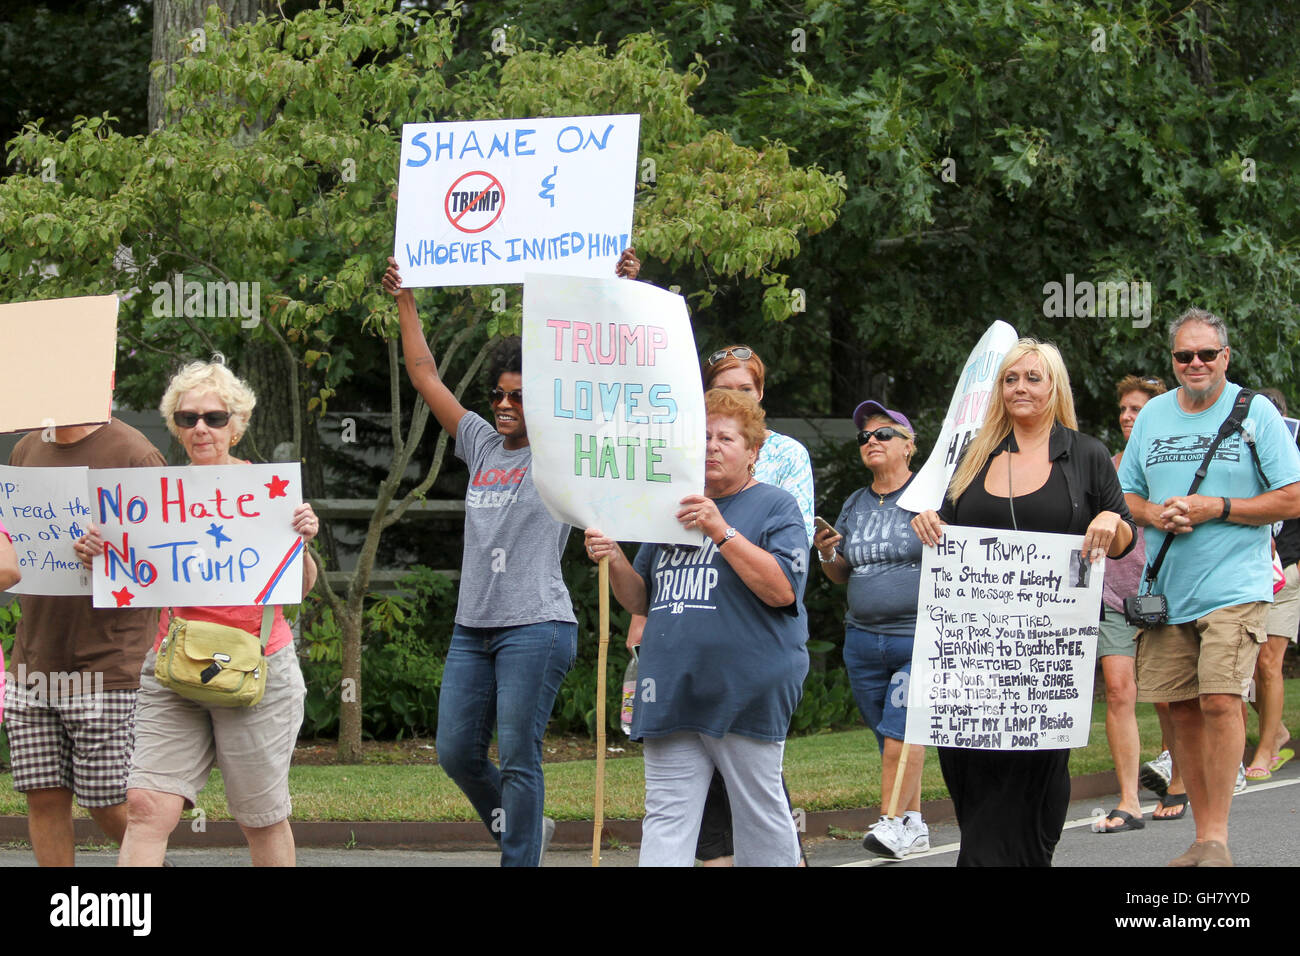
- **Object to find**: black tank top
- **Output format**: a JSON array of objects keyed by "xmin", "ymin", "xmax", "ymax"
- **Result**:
[{"xmin": 951, "ymin": 459, "xmax": 1073, "ymax": 533}]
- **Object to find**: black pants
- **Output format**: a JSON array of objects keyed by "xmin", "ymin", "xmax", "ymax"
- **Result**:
[
  {"xmin": 937, "ymin": 746, "xmax": 1071, "ymax": 866},
  {"xmin": 695, "ymin": 770, "xmax": 804, "ymax": 861}
]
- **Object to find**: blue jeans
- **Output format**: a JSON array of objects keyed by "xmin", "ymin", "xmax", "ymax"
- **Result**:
[
  {"xmin": 435, "ymin": 621, "xmax": 576, "ymax": 866},
  {"xmin": 843, "ymin": 625, "xmax": 915, "ymax": 751}
]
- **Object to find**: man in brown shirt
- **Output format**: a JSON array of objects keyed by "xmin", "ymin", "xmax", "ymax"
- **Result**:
[{"xmin": 7, "ymin": 418, "xmax": 164, "ymax": 865}]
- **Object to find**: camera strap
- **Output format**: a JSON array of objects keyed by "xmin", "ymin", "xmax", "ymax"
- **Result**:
[{"xmin": 1141, "ymin": 387, "xmax": 1267, "ymax": 593}]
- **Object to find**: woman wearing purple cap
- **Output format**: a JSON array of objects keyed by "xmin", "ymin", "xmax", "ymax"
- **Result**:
[{"xmin": 815, "ymin": 401, "xmax": 929, "ymax": 859}]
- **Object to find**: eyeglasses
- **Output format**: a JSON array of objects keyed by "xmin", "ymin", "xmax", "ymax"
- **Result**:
[
  {"xmin": 858, "ymin": 426, "xmax": 904, "ymax": 445},
  {"xmin": 707, "ymin": 347, "xmax": 753, "ymax": 366},
  {"xmin": 1171, "ymin": 348, "xmax": 1224, "ymax": 365},
  {"xmin": 173, "ymin": 411, "xmax": 231, "ymax": 429},
  {"xmin": 489, "ymin": 388, "xmax": 523, "ymax": 404}
]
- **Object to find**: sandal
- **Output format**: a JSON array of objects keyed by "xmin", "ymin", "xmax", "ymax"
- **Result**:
[
  {"xmin": 1152, "ymin": 791, "xmax": 1188, "ymax": 821},
  {"xmin": 1244, "ymin": 765, "xmax": 1272, "ymax": 782},
  {"xmin": 1099, "ymin": 808, "xmax": 1145, "ymax": 833},
  {"xmin": 1271, "ymin": 747, "xmax": 1294, "ymax": 773}
]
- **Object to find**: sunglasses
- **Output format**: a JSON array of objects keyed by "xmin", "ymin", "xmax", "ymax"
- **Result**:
[
  {"xmin": 1171, "ymin": 348, "xmax": 1224, "ymax": 365},
  {"xmin": 707, "ymin": 347, "xmax": 754, "ymax": 366},
  {"xmin": 858, "ymin": 426, "xmax": 904, "ymax": 445},
  {"xmin": 489, "ymin": 387, "xmax": 523, "ymax": 404},
  {"xmin": 173, "ymin": 411, "xmax": 231, "ymax": 429}
]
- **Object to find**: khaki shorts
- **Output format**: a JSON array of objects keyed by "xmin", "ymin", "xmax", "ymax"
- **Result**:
[
  {"xmin": 1266, "ymin": 563, "xmax": 1300, "ymax": 641},
  {"xmin": 1135, "ymin": 602, "xmax": 1267, "ymax": 702},
  {"xmin": 127, "ymin": 644, "xmax": 305, "ymax": 828}
]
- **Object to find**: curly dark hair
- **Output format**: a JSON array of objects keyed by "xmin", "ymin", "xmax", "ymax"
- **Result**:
[{"xmin": 487, "ymin": 336, "xmax": 523, "ymax": 385}]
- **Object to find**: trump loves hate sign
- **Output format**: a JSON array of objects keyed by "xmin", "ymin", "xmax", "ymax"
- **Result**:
[
  {"xmin": 522, "ymin": 273, "xmax": 705, "ymax": 546},
  {"xmin": 89, "ymin": 463, "xmax": 304, "ymax": 608}
]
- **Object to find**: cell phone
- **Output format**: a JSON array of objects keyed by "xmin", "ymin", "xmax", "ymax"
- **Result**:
[{"xmin": 813, "ymin": 516, "xmax": 835, "ymax": 536}]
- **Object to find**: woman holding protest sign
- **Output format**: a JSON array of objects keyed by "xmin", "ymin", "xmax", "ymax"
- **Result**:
[
  {"xmin": 382, "ymin": 250, "xmax": 639, "ymax": 866},
  {"xmin": 585, "ymin": 388, "xmax": 809, "ymax": 866},
  {"xmin": 911, "ymin": 339, "xmax": 1134, "ymax": 866},
  {"xmin": 108, "ymin": 359, "xmax": 319, "ymax": 866},
  {"xmin": 815, "ymin": 401, "xmax": 929, "ymax": 859}
]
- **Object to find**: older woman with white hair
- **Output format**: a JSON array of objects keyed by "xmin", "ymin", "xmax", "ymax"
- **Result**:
[
  {"xmin": 102, "ymin": 359, "xmax": 319, "ymax": 867},
  {"xmin": 912, "ymin": 339, "xmax": 1135, "ymax": 866}
]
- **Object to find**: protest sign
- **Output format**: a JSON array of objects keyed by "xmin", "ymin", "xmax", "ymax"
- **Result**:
[
  {"xmin": 394, "ymin": 115, "xmax": 640, "ymax": 287},
  {"xmin": 522, "ymin": 273, "xmax": 705, "ymax": 546},
  {"xmin": 0, "ymin": 466, "xmax": 92, "ymax": 596},
  {"xmin": 0, "ymin": 295, "xmax": 118, "ymax": 434},
  {"xmin": 904, "ymin": 526, "xmax": 1103, "ymax": 751},
  {"xmin": 897, "ymin": 320, "xmax": 1019, "ymax": 514},
  {"xmin": 88, "ymin": 463, "xmax": 304, "ymax": 608}
]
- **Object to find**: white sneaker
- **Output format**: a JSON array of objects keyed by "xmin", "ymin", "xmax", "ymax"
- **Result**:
[
  {"xmin": 1140, "ymin": 750, "xmax": 1173, "ymax": 798},
  {"xmin": 1234, "ymin": 764, "xmax": 1247, "ymax": 794},
  {"xmin": 903, "ymin": 815, "xmax": 930, "ymax": 853},
  {"xmin": 862, "ymin": 815, "xmax": 926, "ymax": 859}
]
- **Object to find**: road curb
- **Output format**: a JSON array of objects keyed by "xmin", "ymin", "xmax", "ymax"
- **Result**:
[{"xmin": 0, "ymin": 770, "xmax": 1123, "ymax": 850}]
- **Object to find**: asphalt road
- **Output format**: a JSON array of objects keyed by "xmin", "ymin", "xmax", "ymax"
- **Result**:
[{"xmin": 0, "ymin": 758, "xmax": 1294, "ymax": 868}]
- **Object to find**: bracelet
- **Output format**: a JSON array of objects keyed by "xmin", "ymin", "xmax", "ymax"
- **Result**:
[
  {"xmin": 1221, "ymin": 497, "xmax": 1231, "ymax": 521},
  {"xmin": 817, "ymin": 549, "xmax": 835, "ymax": 563}
]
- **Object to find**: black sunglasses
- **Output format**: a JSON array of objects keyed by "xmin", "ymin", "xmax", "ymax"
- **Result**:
[
  {"xmin": 489, "ymin": 387, "xmax": 523, "ymax": 404},
  {"xmin": 707, "ymin": 347, "xmax": 754, "ymax": 366},
  {"xmin": 173, "ymin": 411, "xmax": 231, "ymax": 429},
  {"xmin": 858, "ymin": 426, "xmax": 904, "ymax": 445},
  {"xmin": 1171, "ymin": 348, "xmax": 1224, "ymax": 365}
]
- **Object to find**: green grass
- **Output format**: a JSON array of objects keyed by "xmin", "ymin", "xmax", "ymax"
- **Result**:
[{"xmin": 3, "ymin": 682, "xmax": 1296, "ymax": 822}]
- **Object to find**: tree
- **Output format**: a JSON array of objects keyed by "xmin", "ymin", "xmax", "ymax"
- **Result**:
[{"xmin": 0, "ymin": 0, "xmax": 843, "ymax": 760}]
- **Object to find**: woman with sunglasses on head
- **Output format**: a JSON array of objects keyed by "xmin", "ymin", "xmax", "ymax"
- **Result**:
[
  {"xmin": 814, "ymin": 402, "xmax": 929, "ymax": 859},
  {"xmin": 627, "ymin": 343, "xmax": 814, "ymax": 866},
  {"xmin": 911, "ymin": 340, "xmax": 1135, "ymax": 866},
  {"xmin": 112, "ymin": 359, "xmax": 319, "ymax": 866},
  {"xmin": 383, "ymin": 251, "xmax": 639, "ymax": 866}
]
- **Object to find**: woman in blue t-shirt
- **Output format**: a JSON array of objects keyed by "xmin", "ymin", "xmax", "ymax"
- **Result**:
[
  {"xmin": 815, "ymin": 401, "xmax": 929, "ymax": 860},
  {"xmin": 384, "ymin": 251, "xmax": 639, "ymax": 866},
  {"xmin": 585, "ymin": 389, "xmax": 810, "ymax": 866}
]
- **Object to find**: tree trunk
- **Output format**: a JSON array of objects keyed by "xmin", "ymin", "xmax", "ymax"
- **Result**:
[{"xmin": 149, "ymin": 0, "xmax": 271, "ymax": 130}]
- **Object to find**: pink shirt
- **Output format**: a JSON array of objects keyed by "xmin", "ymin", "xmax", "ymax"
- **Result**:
[
  {"xmin": 154, "ymin": 604, "xmax": 294, "ymax": 656},
  {"xmin": 1102, "ymin": 452, "xmax": 1147, "ymax": 611}
]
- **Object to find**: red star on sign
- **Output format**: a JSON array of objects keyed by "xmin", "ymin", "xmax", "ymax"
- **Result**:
[
  {"xmin": 265, "ymin": 475, "xmax": 290, "ymax": 498},
  {"xmin": 112, "ymin": 587, "xmax": 135, "ymax": 607}
]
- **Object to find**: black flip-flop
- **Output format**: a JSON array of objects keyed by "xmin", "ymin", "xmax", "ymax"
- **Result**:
[
  {"xmin": 1151, "ymin": 792, "xmax": 1189, "ymax": 821},
  {"xmin": 1099, "ymin": 808, "xmax": 1145, "ymax": 833}
]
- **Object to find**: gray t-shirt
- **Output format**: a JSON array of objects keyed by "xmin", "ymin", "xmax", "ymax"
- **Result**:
[
  {"xmin": 834, "ymin": 477, "xmax": 922, "ymax": 636},
  {"xmin": 453, "ymin": 413, "xmax": 576, "ymax": 627}
]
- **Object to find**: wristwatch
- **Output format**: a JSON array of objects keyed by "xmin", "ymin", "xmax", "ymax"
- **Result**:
[{"xmin": 717, "ymin": 527, "xmax": 737, "ymax": 547}]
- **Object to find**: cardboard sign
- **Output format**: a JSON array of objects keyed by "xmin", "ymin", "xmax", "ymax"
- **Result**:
[
  {"xmin": 897, "ymin": 320, "xmax": 1019, "ymax": 514},
  {"xmin": 88, "ymin": 463, "xmax": 304, "ymax": 608},
  {"xmin": 0, "ymin": 466, "xmax": 92, "ymax": 596},
  {"xmin": 0, "ymin": 295, "xmax": 118, "ymax": 433},
  {"xmin": 903, "ymin": 526, "xmax": 1103, "ymax": 751},
  {"xmin": 394, "ymin": 115, "xmax": 640, "ymax": 287},
  {"xmin": 522, "ymin": 273, "xmax": 705, "ymax": 546}
]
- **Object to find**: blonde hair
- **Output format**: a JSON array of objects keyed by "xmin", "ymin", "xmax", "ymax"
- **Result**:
[
  {"xmin": 705, "ymin": 388, "xmax": 767, "ymax": 457},
  {"xmin": 947, "ymin": 339, "xmax": 1077, "ymax": 503},
  {"xmin": 160, "ymin": 358, "xmax": 257, "ymax": 441},
  {"xmin": 861, "ymin": 412, "xmax": 916, "ymax": 464}
]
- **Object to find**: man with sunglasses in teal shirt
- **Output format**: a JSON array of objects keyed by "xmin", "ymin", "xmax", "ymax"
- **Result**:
[{"xmin": 1119, "ymin": 308, "xmax": 1300, "ymax": 868}]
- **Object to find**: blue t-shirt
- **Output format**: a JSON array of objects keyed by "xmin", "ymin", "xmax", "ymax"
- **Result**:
[
  {"xmin": 630, "ymin": 482, "xmax": 810, "ymax": 742},
  {"xmin": 1118, "ymin": 383, "xmax": 1300, "ymax": 624},
  {"xmin": 834, "ymin": 477, "xmax": 923, "ymax": 636}
]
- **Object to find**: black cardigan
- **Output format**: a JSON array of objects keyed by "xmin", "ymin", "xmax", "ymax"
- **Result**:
[{"xmin": 939, "ymin": 423, "xmax": 1137, "ymax": 558}]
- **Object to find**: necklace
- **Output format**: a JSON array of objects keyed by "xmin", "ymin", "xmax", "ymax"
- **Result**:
[{"xmin": 869, "ymin": 473, "xmax": 912, "ymax": 505}]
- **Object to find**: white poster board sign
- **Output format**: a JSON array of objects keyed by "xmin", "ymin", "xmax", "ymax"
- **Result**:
[
  {"xmin": 88, "ymin": 464, "xmax": 304, "ymax": 608},
  {"xmin": 394, "ymin": 115, "xmax": 640, "ymax": 287},
  {"xmin": 522, "ymin": 273, "xmax": 705, "ymax": 546},
  {"xmin": 904, "ymin": 526, "xmax": 1103, "ymax": 751},
  {"xmin": 0, "ymin": 295, "xmax": 118, "ymax": 433},
  {"xmin": 0, "ymin": 466, "xmax": 93, "ymax": 595},
  {"xmin": 897, "ymin": 320, "xmax": 1019, "ymax": 513}
]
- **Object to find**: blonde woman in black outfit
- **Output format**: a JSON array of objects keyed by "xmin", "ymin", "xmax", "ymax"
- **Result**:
[{"xmin": 912, "ymin": 339, "xmax": 1135, "ymax": 866}]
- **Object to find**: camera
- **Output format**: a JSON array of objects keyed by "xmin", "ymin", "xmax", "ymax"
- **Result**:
[{"xmin": 1123, "ymin": 593, "xmax": 1168, "ymax": 627}]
